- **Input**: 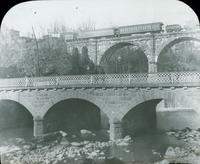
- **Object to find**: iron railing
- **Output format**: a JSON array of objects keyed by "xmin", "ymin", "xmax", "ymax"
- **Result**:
[{"xmin": 0, "ymin": 72, "xmax": 199, "ymax": 89}]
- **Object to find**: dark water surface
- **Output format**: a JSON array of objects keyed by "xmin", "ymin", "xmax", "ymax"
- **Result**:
[
  {"xmin": 107, "ymin": 134, "xmax": 184, "ymax": 163},
  {"xmin": 0, "ymin": 128, "xmax": 33, "ymax": 144}
]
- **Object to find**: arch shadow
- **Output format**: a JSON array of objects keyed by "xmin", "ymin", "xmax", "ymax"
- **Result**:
[
  {"xmin": 0, "ymin": 99, "xmax": 34, "ymax": 139},
  {"xmin": 100, "ymin": 42, "xmax": 133, "ymax": 65},
  {"xmin": 43, "ymin": 98, "xmax": 110, "ymax": 139},
  {"xmin": 158, "ymin": 37, "xmax": 200, "ymax": 59},
  {"xmin": 122, "ymin": 99, "xmax": 162, "ymax": 137},
  {"xmin": 42, "ymin": 95, "xmax": 110, "ymax": 119},
  {"xmin": 120, "ymin": 94, "xmax": 166, "ymax": 120},
  {"xmin": 99, "ymin": 42, "xmax": 148, "ymax": 73},
  {"xmin": 157, "ymin": 37, "xmax": 200, "ymax": 72},
  {"xmin": 0, "ymin": 98, "xmax": 34, "ymax": 117}
]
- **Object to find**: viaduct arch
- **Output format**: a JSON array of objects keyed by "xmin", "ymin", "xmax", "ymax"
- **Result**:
[
  {"xmin": 99, "ymin": 42, "xmax": 149, "ymax": 73},
  {"xmin": 156, "ymin": 36, "xmax": 200, "ymax": 72},
  {"xmin": 156, "ymin": 36, "xmax": 200, "ymax": 62}
]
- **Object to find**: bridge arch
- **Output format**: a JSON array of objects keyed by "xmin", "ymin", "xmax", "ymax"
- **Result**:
[
  {"xmin": 79, "ymin": 46, "xmax": 95, "ymax": 73},
  {"xmin": 100, "ymin": 42, "xmax": 133, "ymax": 64},
  {"xmin": 0, "ymin": 99, "xmax": 34, "ymax": 118},
  {"xmin": 0, "ymin": 99, "xmax": 34, "ymax": 138},
  {"xmin": 156, "ymin": 37, "xmax": 200, "ymax": 71},
  {"xmin": 122, "ymin": 98, "xmax": 162, "ymax": 137},
  {"xmin": 0, "ymin": 97, "xmax": 34, "ymax": 117},
  {"xmin": 99, "ymin": 42, "xmax": 148, "ymax": 73},
  {"xmin": 119, "ymin": 90, "xmax": 188, "ymax": 120},
  {"xmin": 158, "ymin": 37, "xmax": 200, "ymax": 57},
  {"xmin": 119, "ymin": 90, "xmax": 200, "ymax": 128},
  {"xmin": 81, "ymin": 46, "xmax": 88, "ymax": 54},
  {"xmin": 42, "ymin": 94, "xmax": 110, "ymax": 119},
  {"xmin": 120, "ymin": 96, "xmax": 166, "ymax": 121},
  {"xmin": 43, "ymin": 97, "xmax": 110, "ymax": 134},
  {"xmin": 120, "ymin": 91, "xmax": 200, "ymax": 136}
]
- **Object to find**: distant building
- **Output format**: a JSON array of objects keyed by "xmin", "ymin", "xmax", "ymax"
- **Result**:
[
  {"xmin": 42, "ymin": 33, "xmax": 61, "ymax": 40},
  {"xmin": 9, "ymin": 29, "xmax": 20, "ymax": 38}
]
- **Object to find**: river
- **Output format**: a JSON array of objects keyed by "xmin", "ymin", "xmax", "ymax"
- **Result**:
[{"xmin": 0, "ymin": 128, "xmax": 187, "ymax": 164}]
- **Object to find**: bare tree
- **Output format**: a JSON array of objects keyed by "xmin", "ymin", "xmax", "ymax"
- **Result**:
[{"xmin": 76, "ymin": 19, "xmax": 96, "ymax": 32}]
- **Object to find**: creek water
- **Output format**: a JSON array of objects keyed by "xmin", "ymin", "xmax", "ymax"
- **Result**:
[
  {"xmin": 107, "ymin": 133, "xmax": 184, "ymax": 163},
  {"xmin": 0, "ymin": 128, "xmax": 185, "ymax": 163}
]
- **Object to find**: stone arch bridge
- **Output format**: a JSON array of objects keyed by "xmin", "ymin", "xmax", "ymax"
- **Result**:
[
  {"xmin": 66, "ymin": 30, "xmax": 200, "ymax": 72},
  {"xmin": 0, "ymin": 72, "xmax": 200, "ymax": 140}
]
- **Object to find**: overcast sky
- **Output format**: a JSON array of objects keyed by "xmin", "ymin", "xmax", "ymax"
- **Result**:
[{"xmin": 1, "ymin": 0, "xmax": 199, "ymax": 37}]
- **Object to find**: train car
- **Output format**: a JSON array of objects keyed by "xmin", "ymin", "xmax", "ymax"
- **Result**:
[
  {"xmin": 119, "ymin": 22, "xmax": 163, "ymax": 35},
  {"xmin": 77, "ymin": 28, "xmax": 115, "ymax": 39},
  {"xmin": 64, "ymin": 32, "xmax": 77, "ymax": 41},
  {"xmin": 49, "ymin": 33, "xmax": 61, "ymax": 38},
  {"xmin": 165, "ymin": 24, "xmax": 182, "ymax": 33}
]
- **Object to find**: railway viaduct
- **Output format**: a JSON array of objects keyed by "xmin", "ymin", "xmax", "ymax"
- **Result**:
[
  {"xmin": 0, "ymin": 30, "xmax": 200, "ymax": 141},
  {"xmin": 66, "ymin": 30, "xmax": 200, "ymax": 72}
]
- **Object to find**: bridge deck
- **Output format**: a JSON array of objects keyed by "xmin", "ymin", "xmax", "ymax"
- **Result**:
[{"xmin": 0, "ymin": 72, "xmax": 199, "ymax": 90}]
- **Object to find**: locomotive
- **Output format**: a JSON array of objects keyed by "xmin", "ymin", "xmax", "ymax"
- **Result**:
[
  {"xmin": 165, "ymin": 24, "xmax": 182, "ymax": 32},
  {"xmin": 64, "ymin": 22, "xmax": 183, "ymax": 41}
]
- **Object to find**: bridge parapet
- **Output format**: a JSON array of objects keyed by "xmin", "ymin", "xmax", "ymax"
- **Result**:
[
  {"xmin": 66, "ymin": 30, "xmax": 200, "ymax": 44},
  {"xmin": 0, "ymin": 72, "xmax": 199, "ymax": 90}
]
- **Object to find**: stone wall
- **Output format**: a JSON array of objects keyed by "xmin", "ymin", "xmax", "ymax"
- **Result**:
[
  {"xmin": 0, "ymin": 86, "xmax": 199, "ymax": 139},
  {"xmin": 156, "ymin": 108, "xmax": 200, "ymax": 131}
]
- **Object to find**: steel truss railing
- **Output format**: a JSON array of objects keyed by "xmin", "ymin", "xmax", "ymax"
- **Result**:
[{"xmin": 0, "ymin": 72, "xmax": 199, "ymax": 89}]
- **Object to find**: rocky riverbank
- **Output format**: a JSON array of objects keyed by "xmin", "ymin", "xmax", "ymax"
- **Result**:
[
  {"xmin": 1, "ymin": 131, "xmax": 133, "ymax": 164},
  {"xmin": 1, "ymin": 128, "xmax": 200, "ymax": 164},
  {"xmin": 156, "ymin": 128, "xmax": 200, "ymax": 164}
]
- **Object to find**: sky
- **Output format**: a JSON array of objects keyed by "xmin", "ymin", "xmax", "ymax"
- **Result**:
[{"xmin": 1, "ymin": 0, "xmax": 199, "ymax": 37}]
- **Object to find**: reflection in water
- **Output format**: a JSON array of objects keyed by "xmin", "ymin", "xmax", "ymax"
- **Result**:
[
  {"xmin": 108, "ymin": 133, "xmax": 184, "ymax": 163},
  {"xmin": 0, "ymin": 128, "xmax": 33, "ymax": 145}
]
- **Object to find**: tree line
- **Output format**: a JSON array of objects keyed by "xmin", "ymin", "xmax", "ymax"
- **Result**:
[{"xmin": 0, "ymin": 24, "xmax": 97, "ymax": 78}]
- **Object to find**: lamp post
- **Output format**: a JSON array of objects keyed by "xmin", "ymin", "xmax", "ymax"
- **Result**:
[
  {"xmin": 86, "ymin": 65, "xmax": 90, "ymax": 74},
  {"xmin": 117, "ymin": 56, "xmax": 122, "ymax": 74}
]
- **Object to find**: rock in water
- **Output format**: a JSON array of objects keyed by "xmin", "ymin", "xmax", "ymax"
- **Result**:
[
  {"xmin": 165, "ymin": 147, "xmax": 176, "ymax": 158},
  {"xmin": 158, "ymin": 159, "xmax": 170, "ymax": 164},
  {"xmin": 80, "ymin": 129, "xmax": 94, "ymax": 138},
  {"xmin": 15, "ymin": 138, "xmax": 25, "ymax": 145},
  {"xmin": 60, "ymin": 138, "xmax": 70, "ymax": 145},
  {"xmin": 59, "ymin": 130, "xmax": 67, "ymax": 137},
  {"xmin": 71, "ymin": 142, "xmax": 81, "ymax": 147},
  {"xmin": 123, "ymin": 135, "xmax": 132, "ymax": 142},
  {"xmin": 80, "ymin": 129, "xmax": 92, "ymax": 134}
]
